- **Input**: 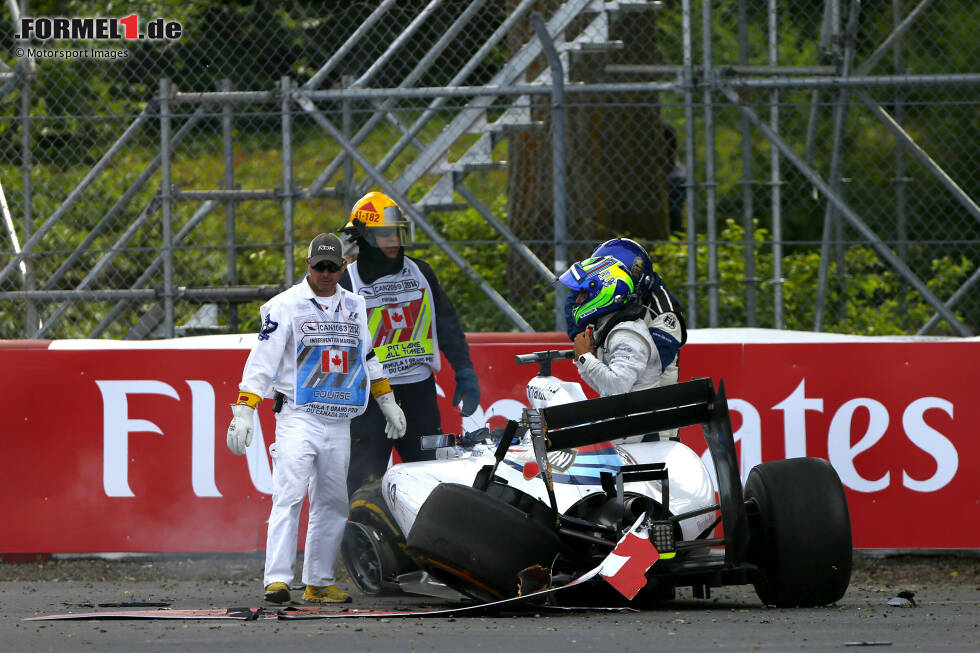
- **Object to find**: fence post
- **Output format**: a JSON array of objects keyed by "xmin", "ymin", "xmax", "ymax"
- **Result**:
[
  {"xmin": 282, "ymin": 76, "xmax": 295, "ymax": 286},
  {"xmin": 738, "ymin": 0, "xmax": 757, "ymax": 326},
  {"xmin": 222, "ymin": 78, "xmax": 238, "ymax": 332},
  {"xmin": 20, "ymin": 68, "xmax": 39, "ymax": 336},
  {"xmin": 703, "ymin": 0, "xmax": 719, "ymax": 327},
  {"xmin": 682, "ymin": 0, "xmax": 699, "ymax": 329},
  {"xmin": 159, "ymin": 78, "xmax": 175, "ymax": 338},
  {"xmin": 769, "ymin": 0, "xmax": 785, "ymax": 329},
  {"xmin": 814, "ymin": 0, "xmax": 860, "ymax": 331},
  {"xmin": 531, "ymin": 13, "xmax": 568, "ymax": 332},
  {"xmin": 342, "ymin": 75, "xmax": 355, "ymax": 212}
]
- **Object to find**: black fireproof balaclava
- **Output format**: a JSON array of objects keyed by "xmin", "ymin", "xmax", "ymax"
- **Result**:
[{"xmin": 354, "ymin": 235, "xmax": 404, "ymax": 284}]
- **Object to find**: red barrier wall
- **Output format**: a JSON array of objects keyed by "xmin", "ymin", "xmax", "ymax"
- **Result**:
[{"xmin": 2, "ymin": 333, "xmax": 977, "ymax": 552}]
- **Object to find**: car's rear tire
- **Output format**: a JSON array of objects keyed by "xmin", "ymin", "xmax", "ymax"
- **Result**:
[
  {"xmin": 406, "ymin": 482, "xmax": 567, "ymax": 602},
  {"xmin": 744, "ymin": 457, "xmax": 852, "ymax": 607},
  {"xmin": 342, "ymin": 482, "xmax": 416, "ymax": 594}
]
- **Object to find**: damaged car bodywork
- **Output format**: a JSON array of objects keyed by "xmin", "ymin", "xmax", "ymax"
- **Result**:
[{"xmin": 343, "ymin": 351, "xmax": 852, "ymax": 608}]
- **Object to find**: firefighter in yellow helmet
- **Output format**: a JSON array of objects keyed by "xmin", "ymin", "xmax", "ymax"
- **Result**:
[{"xmin": 339, "ymin": 192, "xmax": 481, "ymax": 494}]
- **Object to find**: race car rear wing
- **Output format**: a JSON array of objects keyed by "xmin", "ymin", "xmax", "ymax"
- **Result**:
[{"xmin": 522, "ymin": 378, "xmax": 749, "ymax": 566}]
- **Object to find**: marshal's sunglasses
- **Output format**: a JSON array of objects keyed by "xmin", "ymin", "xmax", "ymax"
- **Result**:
[{"xmin": 312, "ymin": 261, "xmax": 343, "ymax": 273}]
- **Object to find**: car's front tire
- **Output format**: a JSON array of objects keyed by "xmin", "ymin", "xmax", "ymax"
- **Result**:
[
  {"xmin": 406, "ymin": 482, "xmax": 567, "ymax": 602},
  {"xmin": 341, "ymin": 482, "xmax": 416, "ymax": 594}
]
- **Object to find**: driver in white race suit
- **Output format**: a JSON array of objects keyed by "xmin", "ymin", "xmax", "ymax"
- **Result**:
[
  {"xmin": 559, "ymin": 247, "xmax": 686, "ymax": 441},
  {"xmin": 565, "ymin": 238, "xmax": 687, "ymax": 376},
  {"xmin": 226, "ymin": 233, "xmax": 407, "ymax": 605}
]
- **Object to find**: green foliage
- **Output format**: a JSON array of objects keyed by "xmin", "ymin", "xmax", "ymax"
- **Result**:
[
  {"xmin": 648, "ymin": 220, "xmax": 973, "ymax": 335},
  {"xmin": 3, "ymin": 114, "xmax": 971, "ymax": 337},
  {"xmin": 1, "ymin": 1, "xmax": 975, "ymax": 338}
]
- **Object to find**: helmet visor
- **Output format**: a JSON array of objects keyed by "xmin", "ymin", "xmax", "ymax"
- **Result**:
[
  {"xmin": 558, "ymin": 256, "xmax": 636, "ymax": 326},
  {"xmin": 557, "ymin": 256, "xmax": 619, "ymax": 291},
  {"xmin": 352, "ymin": 205, "xmax": 414, "ymax": 248}
]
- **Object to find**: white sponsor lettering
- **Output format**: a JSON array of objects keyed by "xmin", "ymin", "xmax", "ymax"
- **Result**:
[
  {"xmin": 698, "ymin": 380, "xmax": 958, "ymax": 493},
  {"xmin": 96, "ymin": 380, "xmax": 179, "ymax": 498},
  {"xmin": 828, "ymin": 398, "xmax": 891, "ymax": 492},
  {"xmin": 97, "ymin": 379, "xmax": 273, "ymax": 498},
  {"xmin": 901, "ymin": 397, "xmax": 957, "ymax": 492},
  {"xmin": 772, "ymin": 379, "xmax": 823, "ymax": 460},
  {"xmin": 96, "ymin": 376, "xmax": 959, "ymax": 496},
  {"xmin": 187, "ymin": 380, "xmax": 220, "ymax": 497}
]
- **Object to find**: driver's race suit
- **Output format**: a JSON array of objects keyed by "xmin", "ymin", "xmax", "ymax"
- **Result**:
[{"xmin": 575, "ymin": 296, "xmax": 685, "ymax": 441}]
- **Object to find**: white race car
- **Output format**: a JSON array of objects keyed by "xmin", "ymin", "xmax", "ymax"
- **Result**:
[{"xmin": 342, "ymin": 349, "xmax": 852, "ymax": 607}]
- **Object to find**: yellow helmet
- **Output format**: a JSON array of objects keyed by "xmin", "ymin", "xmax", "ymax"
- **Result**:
[{"xmin": 342, "ymin": 192, "xmax": 413, "ymax": 248}]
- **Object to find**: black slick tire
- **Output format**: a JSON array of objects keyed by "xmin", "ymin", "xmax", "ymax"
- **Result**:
[
  {"xmin": 342, "ymin": 482, "xmax": 416, "ymax": 594},
  {"xmin": 405, "ymin": 482, "xmax": 567, "ymax": 602},
  {"xmin": 744, "ymin": 457, "xmax": 852, "ymax": 607}
]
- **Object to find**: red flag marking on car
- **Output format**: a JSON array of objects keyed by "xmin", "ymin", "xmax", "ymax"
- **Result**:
[
  {"xmin": 599, "ymin": 517, "xmax": 660, "ymax": 600},
  {"xmin": 523, "ymin": 461, "xmax": 540, "ymax": 480}
]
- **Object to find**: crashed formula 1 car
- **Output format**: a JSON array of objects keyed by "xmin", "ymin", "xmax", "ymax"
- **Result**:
[{"xmin": 341, "ymin": 349, "xmax": 852, "ymax": 607}]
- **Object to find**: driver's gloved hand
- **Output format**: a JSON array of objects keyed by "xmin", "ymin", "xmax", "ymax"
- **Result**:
[
  {"xmin": 564, "ymin": 290, "xmax": 585, "ymax": 340},
  {"xmin": 458, "ymin": 427, "xmax": 490, "ymax": 446}
]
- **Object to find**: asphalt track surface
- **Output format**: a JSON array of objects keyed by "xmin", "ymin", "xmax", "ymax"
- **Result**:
[{"xmin": 2, "ymin": 554, "xmax": 976, "ymax": 652}]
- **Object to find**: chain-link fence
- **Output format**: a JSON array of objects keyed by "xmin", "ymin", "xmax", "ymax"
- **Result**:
[{"xmin": 1, "ymin": 0, "xmax": 977, "ymax": 339}]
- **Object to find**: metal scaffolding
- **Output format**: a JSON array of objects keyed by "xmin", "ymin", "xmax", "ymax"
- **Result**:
[{"xmin": 0, "ymin": 0, "xmax": 976, "ymax": 338}]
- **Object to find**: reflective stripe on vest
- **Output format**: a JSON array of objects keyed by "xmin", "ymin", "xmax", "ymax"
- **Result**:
[{"xmin": 348, "ymin": 258, "xmax": 441, "ymax": 381}]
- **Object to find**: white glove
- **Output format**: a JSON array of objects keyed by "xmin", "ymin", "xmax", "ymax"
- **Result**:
[
  {"xmin": 226, "ymin": 404, "xmax": 254, "ymax": 455},
  {"xmin": 376, "ymin": 392, "xmax": 406, "ymax": 440}
]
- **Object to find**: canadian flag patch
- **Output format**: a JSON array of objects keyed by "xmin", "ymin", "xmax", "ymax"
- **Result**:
[
  {"xmin": 383, "ymin": 306, "xmax": 412, "ymax": 330},
  {"xmin": 322, "ymin": 349, "xmax": 349, "ymax": 374}
]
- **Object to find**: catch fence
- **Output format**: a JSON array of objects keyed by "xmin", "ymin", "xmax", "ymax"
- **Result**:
[{"xmin": 0, "ymin": 0, "xmax": 976, "ymax": 338}]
